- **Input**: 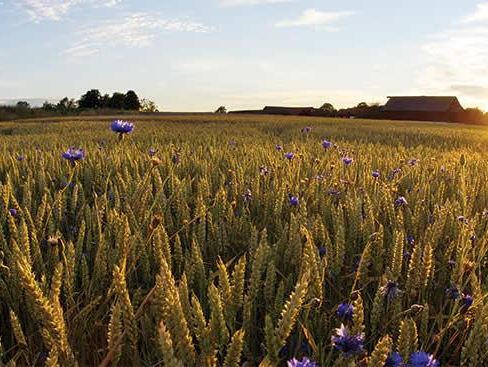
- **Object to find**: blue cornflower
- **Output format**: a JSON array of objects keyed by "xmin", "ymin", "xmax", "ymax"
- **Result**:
[
  {"xmin": 111, "ymin": 119, "xmax": 134, "ymax": 134},
  {"xmin": 403, "ymin": 251, "xmax": 411, "ymax": 260},
  {"xmin": 16, "ymin": 155, "xmax": 25, "ymax": 161},
  {"xmin": 289, "ymin": 195, "xmax": 299, "ymax": 207},
  {"xmin": 342, "ymin": 157, "xmax": 353, "ymax": 165},
  {"xmin": 9, "ymin": 208, "xmax": 17, "ymax": 217},
  {"xmin": 385, "ymin": 352, "xmax": 403, "ymax": 367},
  {"xmin": 461, "ymin": 294, "xmax": 473, "ymax": 310},
  {"xmin": 287, "ymin": 357, "xmax": 318, "ymax": 367},
  {"xmin": 328, "ymin": 188, "xmax": 341, "ymax": 196},
  {"xmin": 407, "ymin": 235, "xmax": 415, "ymax": 246},
  {"xmin": 395, "ymin": 196, "xmax": 408, "ymax": 206},
  {"xmin": 336, "ymin": 303, "xmax": 354, "ymax": 321},
  {"xmin": 408, "ymin": 351, "xmax": 439, "ymax": 367},
  {"xmin": 319, "ymin": 246, "xmax": 327, "ymax": 258},
  {"xmin": 445, "ymin": 285, "xmax": 460, "ymax": 300},
  {"xmin": 381, "ymin": 280, "xmax": 402, "ymax": 301},
  {"xmin": 302, "ymin": 127, "xmax": 312, "ymax": 133},
  {"xmin": 62, "ymin": 147, "xmax": 85, "ymax": 165},
  {"xmin": 331, "ymin": 324, "xmax": 364, "ymax": 357},
  {"xmin": 372, "ymin": 170, "xmax": 380, "ymax": 178},
  {"xmin": 148, "ymin": 147, "xmax": 157, "ymax": 157},
  {"xmin": 322, "ymin": 140, "xmax": 332, "ymax": 149},
  {"xmin": 276, "ymin": 144, "xmax": 283, "ymax": 151},
  {"xmin": 285, "ymin": 152, "xmax": 295, "ymax": 160}
]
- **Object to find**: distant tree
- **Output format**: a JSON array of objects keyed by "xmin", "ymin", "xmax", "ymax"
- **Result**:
[
  {"xmin": 140, "ymin": 99, "xmax": 159, "ymax": 112},
  {"xmin": 319, "ymin": 102, "xmax": 336, "ymax": 113},
  {"xmin": 57, "ymin": 97, "xmax": 77, "ymax": 114},
  {"xmin": 357, "ymin": 102, "xmax": 369, "ymax": 108},
  {"xmin": 100, "ymin": 94, "xmax": 111, "ymax": 108},
  {"xmin": 109, "ymin": 92, "xmax": 126, "ymax": 109},
  {"xmin": 78, "ymin": 89, "xmax": 102, "ymax": 109},
  {"xmin": 465, "ymin": 108, "xmax": 485, "ymax": 124},
  {"xmin": 124, "ymin": 90, "xmax": 141, "ymax": 110},
  {"xmin": 42, "ymin": 101, "xmax": 56, "ymax": 112},
  {"xmin": 16, "ymin": 101, "xmax": 31, "ymax": 110},
  {"xmin": 215, "ymin": 106, "xmax": 227, "ymax": 114}
]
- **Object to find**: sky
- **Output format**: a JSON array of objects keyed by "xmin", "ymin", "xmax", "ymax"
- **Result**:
[{"xmin": 1, "ymin": 0, "xmax": 488, "ymax": 111}]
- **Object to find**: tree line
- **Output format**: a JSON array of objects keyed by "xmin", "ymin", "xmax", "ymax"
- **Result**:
[{"xmin": 0, "ymin": 90, "xmax": 159, "ymax": 121}]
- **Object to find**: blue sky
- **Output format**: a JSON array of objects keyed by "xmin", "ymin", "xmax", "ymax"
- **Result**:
[{"xmin": 1, "ymin": 0, "xmax": 488, "ymax": 111}]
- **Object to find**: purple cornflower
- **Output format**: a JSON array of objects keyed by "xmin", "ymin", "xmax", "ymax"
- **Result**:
[
  {"xmin": 243, "ymin": 189, "xmax": 252, "ymax": 202},
  {"xmin": 331, "ymin": 324, "xmax": 364, "ymax": 357},
  {"xmin": 385, "ymin": 352, "xmax": 403, "ymax": 367},
  {"xmin": 111, "ymin": 120, "xmax": 134, "ymax": 134},
  {"xmin": 319, "ymin": 246, "xmax": 327, "ymax": 258},
  {"xmin": 62, "ymin": 147, "xmax": 85, "ymax": 166},
  {"xmin": 372, "ymin": 170, "xmax": 380, "ymax": 178},
  {"xmin": 16, "ymin": 155, "xmax": 25, "ymax": 161},
  {"xmin": 148, "ymin": 148, "xmax": 157, "ymax": 157},
  {"xmin": 289, "ymin": 195, "xmax": 299, "ymax": 207},
  {"xmin": 388, "ymin": 168, "xmax": 402, "ymax": 180},
  {"xmin": 445, "ymin": 285, "xmax": 460, "ymax": 300},
  {"xmin": 461, "ymin": 294, "xmax": 473, "ymax": 310},
  {"xmin": 322, "ymin": 140, "xmax": 332, "ymax": 149},
  {"xmin": 336, "ymin": 303, "xmax": 354, "ymax": 321},
  {"xmin": 403, "ymin": 251, "xmax": 411, "ymax": 260},
  {"xmin": 9, "ymin": 208, "xmax": 17, "ymax": 217},
  {"xmin": 285, "ymin": 152, "xmax": 295, "ymax": 160},
  {"xmin": 276, "ymin": 144, "xmax": 283, "ymax": 151},
  {"xmin": 287, "ymin": 357, "xmax": 318, "ymax": 367},
  {"xmin": 381, "ymin": 280, "xmax": 402, "ymax": 301},
  {"xmin": 328, "ymin": 188, "xmax": 341, "ymax": 196},
  {"xmin": 342, "ymin": 157, "xmax": 353, "ymax": 165},
  {"xmin": 407, "ymin": 235, "xmax": 415, "ymax": 246},
  {"xmin": 302, "ymin": 126, "xmax": 312, "ymax": 133},
  {"xmin": 408, "ymin": 351, "xmax": 439, "ymax": 367},
  {"xmin": 395, "ymin": 196, "xmax": 408, "ymax": 206},
  {"xmin": 408, "ymin": 158, "xmax": 418, "ymax": 166}
]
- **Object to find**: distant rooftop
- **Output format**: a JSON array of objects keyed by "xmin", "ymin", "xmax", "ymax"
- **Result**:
[{"xmin": 383, "ymin": 96, "xmax": 464, "ymax": 112}]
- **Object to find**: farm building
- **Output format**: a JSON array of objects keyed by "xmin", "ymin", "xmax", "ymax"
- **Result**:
[
  {"xmin": 262, "ymin": 106, "xmax": 316, "ymax": 116},
  {"xmin": 382, "ymin": 96, "xmax": 465, "ymax": 122}
]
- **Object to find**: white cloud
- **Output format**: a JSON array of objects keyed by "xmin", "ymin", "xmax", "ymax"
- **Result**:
[
  {"xmin": 219, "ymin": 0, "xmax": 291, "ymax": 6},
  {"xmin": 17, "ymin": 0, "xmax": 121, "ymax": 22},
  {"xmin": 420, "ymin": 4, "xmax": 488, "ymax": 109},
  {"xmin": 64, "ymin": 13, "xmax": 212, "ymax": 57},
  {"xmin": 461, "ymin": 2, "xmax": 488, "ymax": 23},
  {"xmin": 275, "ymin": 8, "xmax": 354, "ymax": 29}
]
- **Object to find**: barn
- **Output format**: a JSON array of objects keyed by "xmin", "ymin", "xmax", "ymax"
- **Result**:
[
  {"xmin": 382, "ymin": 96, "xmax": 464, "ymax": 122},
  {"xmin": 262, "ymin": 106, "xmax": 316, "ymax": 116}
]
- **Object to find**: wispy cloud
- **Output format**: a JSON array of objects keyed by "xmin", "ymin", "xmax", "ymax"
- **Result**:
[
  {"xmin": 420, "ymin": 3, "xmax": 488, "ymax": 109},
  {"xmin": 64, "ymin": 13, "xmax": 212, "ymax": 57},
  {"xmin": 17, "ymin": 0, "xmax": 121, "ymax": 22},
  {"xmin": 461, "ymin": 2, "xmax": 488, "ymax": 23},
  {"xmin": 275, "ymin": 8, "xmax": 354, "ymax": 29},
  {"xmin": 219, "ymin": 0, "xmax": 291, "ymax": 6}
]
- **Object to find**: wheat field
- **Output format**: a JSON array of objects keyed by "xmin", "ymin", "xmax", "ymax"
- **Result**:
[{"xmin": 1, "ymin": 114, "xmax": 488, "ymax": 366}]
